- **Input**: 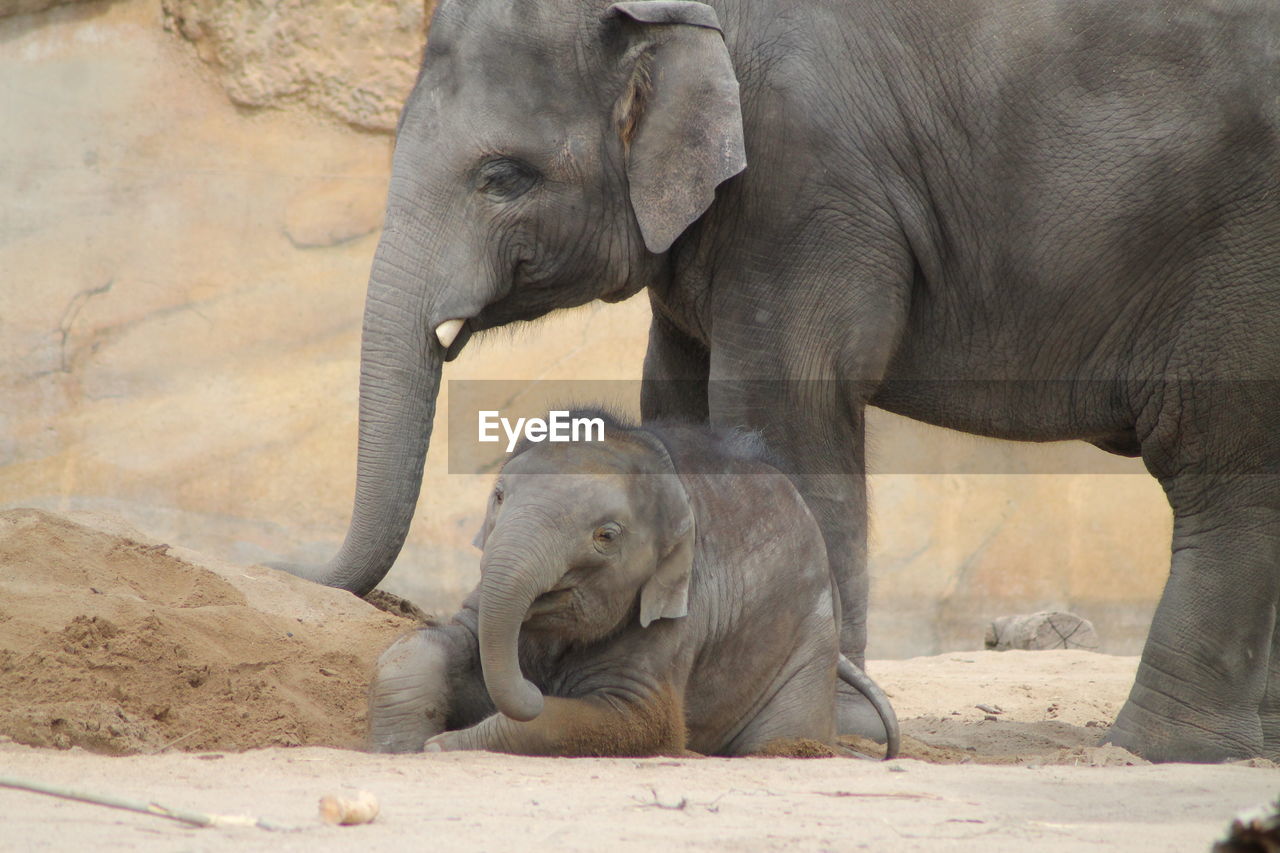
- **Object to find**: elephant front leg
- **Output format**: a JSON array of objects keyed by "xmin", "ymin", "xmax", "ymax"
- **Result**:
[
  {"xmin": 640, "ymin": 300, "xmax": 710, "ymax": 425},
  {"xmin": 700, "ymin": 224, "xmax": 909, "ymax": 655},
  {"xmin": 368, "ymin": 628, "xmax": 451, "ymax": 753},
  {"xmin": 425, "ymin": 690, "xmax": 684, "ymax": 757},
  {"xmin": 706, "ymin": 369, "xmax": 886, "ymax": 740},
  {"xmin": 693, "ymin": 205, "xmax": 910, "ymax": 742},
  {"xmin": 367, "ymin": 618, "xmax": 491, "ymax": 753},
  {"xmin": 705, "ymin": 362, "xmax": 874, "ymax": 661}
]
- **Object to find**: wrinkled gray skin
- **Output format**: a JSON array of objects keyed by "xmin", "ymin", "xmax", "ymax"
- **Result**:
[
  {"xmin": 278, "ymin": 0, "xmax": 1280, "ymax": 762},
  {"xmin": 367, "ymin": 416, "xmax": 899, "ymax": 758}
]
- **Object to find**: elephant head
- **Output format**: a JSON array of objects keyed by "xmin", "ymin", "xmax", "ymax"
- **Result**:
[
  {"xmin": 278, "ymin": 0, "xmax": 745, "ymax": 594},
  {"xmin": 472, "ymin": 429, "xmax": 695, "ymax": 721}
]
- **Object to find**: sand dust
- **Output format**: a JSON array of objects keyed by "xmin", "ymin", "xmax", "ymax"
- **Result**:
[{"xmin": 0, "ymin": 508, "xmax": 1274, "ymax": 851}]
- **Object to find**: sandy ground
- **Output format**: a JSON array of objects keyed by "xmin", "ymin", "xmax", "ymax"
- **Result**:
[
  {"xmin": 0, "ymin": 508, "xmax": 1275, "ymax": 850},
  {"xmin": 1, "ymin": 744, "xmax": 1273, "ymax": 851}
]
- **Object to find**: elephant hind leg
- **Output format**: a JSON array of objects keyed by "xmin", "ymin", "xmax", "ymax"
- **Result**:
[
  {"xmin": 1109, "ymin": 389, "xmax": 1280, "ymax": 761},
  {"xmin": 722, "ymin": 654, "xmax": 838, "ymax": 757},
  {"xmin": 1107, "ymin": 487, "xmax": 1276, "ymax": 762}
]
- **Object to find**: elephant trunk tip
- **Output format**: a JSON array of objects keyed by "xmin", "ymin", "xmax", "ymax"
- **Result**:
[
  {"xmin": 264, "ymin": 559, "xmax": 378, "ymax": 597},
  {"xmin": 495, "ymin": 677, "xmax": 545, "ymax": 722}
]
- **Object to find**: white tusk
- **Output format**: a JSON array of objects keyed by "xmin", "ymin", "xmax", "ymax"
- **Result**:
[{"xmin": 435, "ymin": 318, "xmax": 465, "ymax": 349}]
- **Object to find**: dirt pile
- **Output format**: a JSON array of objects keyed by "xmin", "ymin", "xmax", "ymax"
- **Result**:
[{"xmin": 0, "ymin": 508, "xmax": 413, "ymax": 755}]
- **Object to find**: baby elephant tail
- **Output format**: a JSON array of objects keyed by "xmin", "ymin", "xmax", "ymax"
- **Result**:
[{"xmin": 837, "ymin": 656, "xmax": 901, "ymax": 760}]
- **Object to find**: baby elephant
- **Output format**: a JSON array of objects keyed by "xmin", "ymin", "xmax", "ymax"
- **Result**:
[{"xmin": 368, "ymin": 412, "xmax": 899, "ymax": 758}]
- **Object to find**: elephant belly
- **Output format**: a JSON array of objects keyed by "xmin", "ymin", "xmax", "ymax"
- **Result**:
[{"xmin": 870, "ymin": 375, "xmax": 1135, "ymax": 446}]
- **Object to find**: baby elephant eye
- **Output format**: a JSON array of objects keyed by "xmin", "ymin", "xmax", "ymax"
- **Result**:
[
  {"xmin": 493, "ymin": 486, "xmax": 504, "ymax": 504},
  {"xmin": 592, "ymin": 523, "xmax": 622, "ymax": 550},
  {"xmin": 475, "ymin": 157, "xmax": 540, "ymax": 201}
]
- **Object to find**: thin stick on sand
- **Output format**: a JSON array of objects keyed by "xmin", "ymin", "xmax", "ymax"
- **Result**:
[{"xmin": 0, "ymin": 775, "xmax": 294, "ymax": 832}]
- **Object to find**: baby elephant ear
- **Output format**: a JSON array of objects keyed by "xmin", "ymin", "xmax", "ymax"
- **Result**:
[
  {"xmin": 639, "ymin": 479, "xmax": 696, "ymax": 628},
  {"xmin": 605, "ymin": 1, "xmax": 747, "ymax": 254}
]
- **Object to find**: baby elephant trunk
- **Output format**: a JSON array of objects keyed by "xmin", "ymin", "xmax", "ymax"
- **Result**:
[
  {"xmin": 476, "ymin": 521, "xmax": 561, "ymax": 722},
  {"xmin": 838, "ymin": 656, "xmax": 901, "ymax": 760}
]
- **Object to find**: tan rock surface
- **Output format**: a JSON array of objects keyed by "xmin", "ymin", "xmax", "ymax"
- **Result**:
[
  {"xmin": 284, "ymin": 177, "xmax": 387, "ymax": 248},
  {"xmin": 0, "ymin": 0, "xmax": 102, "ymax": 18},
  {"xmin": 161, "ymin": 0, "xmax": 433, "ymax": 132}
]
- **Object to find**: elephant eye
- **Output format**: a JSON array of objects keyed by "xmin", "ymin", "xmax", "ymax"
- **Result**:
[
  {"xmin": 493, "ymin": 485, "xmax": 504, "ymax": 505},
  {"xmin": 592, "ymin": 522, "xmax": 622, "ymax": 551},
  {"xmin": 475, "ymin": 157, "xmax": 540, "ymax": 201}
]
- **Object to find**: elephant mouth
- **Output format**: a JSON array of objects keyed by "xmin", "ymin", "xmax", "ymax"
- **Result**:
[
  {"xmin": 523, "ymin": 587, "xmax": 575, "ymax": 622},
  {"xmin": 440, "ymin": 320, "xmax": 474, "ymax": 362}
]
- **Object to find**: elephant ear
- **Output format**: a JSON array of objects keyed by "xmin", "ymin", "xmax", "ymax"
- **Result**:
[
  {"xmin": 605, "ymin": 1, "xmax": 747, "ymax": 254},
  {"xmin": 639, "ymin": 506, "xmax": 694, "ymax": 627},
  {"xmin": 633, "ymin": 431, "xmax": 697, "ymax": 627}
]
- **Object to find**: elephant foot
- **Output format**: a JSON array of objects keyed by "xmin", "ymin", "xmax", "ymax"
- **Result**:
[
  {"xmin": 1257, "ymin": 706, "xmax": 1280, "ymax": 762},
  {"xmin": 1106, "ymin": 691, "xmax": 1262, "ymax": 763},
  {"xmin": 836, "ymin": 682, "xmax": 888, "ymax": 744},
  {"xmin": 367, "ymin": 629, "xmax": 451, "ymax": 753}
]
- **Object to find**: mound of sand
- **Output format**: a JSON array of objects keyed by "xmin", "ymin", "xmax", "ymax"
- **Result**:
[{"xmin": 0, "ymin": 508, "xmax": 413, "ymax": 755}]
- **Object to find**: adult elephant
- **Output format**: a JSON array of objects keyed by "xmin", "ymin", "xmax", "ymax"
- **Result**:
[{"xmin": 275, "ymin": 0, "xmax": 1280, "ymax": 762}]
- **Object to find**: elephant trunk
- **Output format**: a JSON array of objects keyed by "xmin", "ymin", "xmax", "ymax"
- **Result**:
[
  {"xmin": 476, "ymin": 512, "xmax": 562, "ymax": 722},
  {"xmin": 274, "ymin": 199, "xmax": 449, "ymax": 596}
]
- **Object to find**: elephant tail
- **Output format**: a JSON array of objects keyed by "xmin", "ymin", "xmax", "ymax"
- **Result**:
[{"xmin": 837, "ymin": 655, "xmax": 900, "ymax": 760}]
